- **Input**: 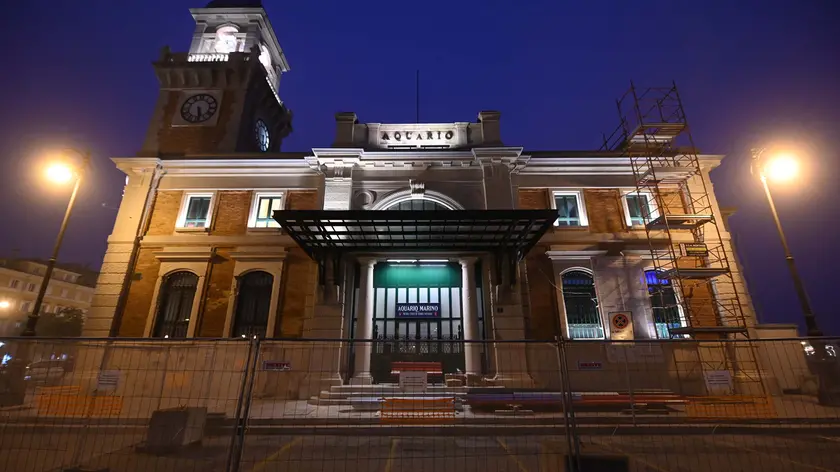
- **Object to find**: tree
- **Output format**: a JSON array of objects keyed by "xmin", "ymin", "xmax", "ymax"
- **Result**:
[{"xmin": 37, "ymin": 307, "xmax": 84, "ymax": 337}]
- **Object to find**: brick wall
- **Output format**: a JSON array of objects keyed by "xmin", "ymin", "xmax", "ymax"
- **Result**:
[
  {"xmin": 199, "ymin": 248, "xmax": 236, "ymax": 337},
  {"xmin": 157, "ymin": 91, "xmax": 236, "ymax": 155},
  {"xmin": 147, "ymin": 191, "xmax": 183, "ymax": 236},
  {"xmin": 275, "ymin": 189, "xmax": 319, "ymax": 337},
  {"xmin": 659, "ymin": 190, "xmax": 686, "ymax": 216},
  {"xmin": 584, "ymin": 189, "xmax": 625, "ymax": 233},
  {"xmin": 524, "ymin": 246, "xmax": 560, "ymax": 340},
  {"xmin": 119, "ymin": 247, "xmax": 161, "ymax": 336},
  {"xmin": 276, "ymin": 248, "xmax": 313, "ymax": 337},
  {"xmin": 212, "ymin": 191, "xmax": 253, "ymax": 236},
  {"xmin": 286, "ymin": 190, "xmax": 319, "ymax": 211},
  {"xmin": 517, "ymin": 189, "xmax": 549, "ymax": 209}
]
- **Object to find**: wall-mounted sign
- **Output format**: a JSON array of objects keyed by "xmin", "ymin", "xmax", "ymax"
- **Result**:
[
  {"xmin": 680, "ymin": 242, "xmax": 709, "ymax": 257},
  {"xmin": 395, "ymin": 303, "xmax": 441, "ymax": 318},
  {"xmin": 609, "ymin": 311, "xmax": 634, "ymax": 341},
  {"xmin": 372, "ymin": 123, "xmax": 466, "ymax": 149},
  {"xmin": 577, "ymin": 361, "xmax": 603, "ymax": 371},
  {"xmin": 263, "ymin": 361, "xmax": 291, "ymax": 371}
]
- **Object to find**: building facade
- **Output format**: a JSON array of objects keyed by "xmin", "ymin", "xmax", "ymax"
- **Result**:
[
  {"xmin": 85, "ymin": 1, "xmax": 759, "ymax": 393},
  {"xmin": 0, "ymin": 260, "xmax": 96, "ymax": 336}
]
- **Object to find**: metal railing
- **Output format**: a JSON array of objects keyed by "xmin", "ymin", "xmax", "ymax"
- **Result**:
[{"xmin": 1, "ymin": 336, "xmax": 839, "ymax": 471}]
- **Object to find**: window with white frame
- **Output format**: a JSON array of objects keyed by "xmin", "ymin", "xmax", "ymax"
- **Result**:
[
  {"xmin": 561, "ymin": 269, "xmax": 604, "ymax": 340},
  {"xmin": 26, "ymin": 283, "xmax": 36, "ymax": 292},
  {"xmin": 248, "ymin": 192, "xmax": 284, "ymax": 228},
  {"xmin": 645, "ymin": 269, "xmax": 687, "ymax": 339},
  {"xmin": 8, "ymin": 279, "xmax": 20, "ymax": 289},
  {"xmin": 622, "ymin": 191, "xmax": 658, "ymax": 227},
  {"xmin": 60, "ymin": 288, "xmax": 69, "ymax": 298},
  {"xmin": 551, "ymin": 190, "xmax": 588, "ymax": 227},
  {"xmin": 176, "ymin": 193, "xmax": 214, "ymax": 229}
]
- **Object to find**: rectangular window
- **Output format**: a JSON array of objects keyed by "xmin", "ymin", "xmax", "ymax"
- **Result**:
[
  {"xmin": 551, "ymin": 190, "xmax": 588, "ymax": 227},
  {"xmin": 8, "ymin": 279, "xmax": 20, "ymax": 289},
  {"xmin": 26, "ymin": 283, "xmax": 36, "ymax": 292},
  {"xmin": 177, "ymin": 194, "xmax": 213, "ymax": 229},
  {"xmin": 60, "ymin": 288, "xmax": 69, "ymax": 298},
  {"xmin": 21, "ymin": 301, "xmax": 31, "ymax": 312},
  {"xmin": 248, "ymin": 193, "xmax": 284, "ymax": 228},
  {"xmin": 623, "ymin": 191, "xmax": 658, "ymax": 227}
]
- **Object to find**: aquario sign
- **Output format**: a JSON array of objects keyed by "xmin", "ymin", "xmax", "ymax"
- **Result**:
[
  {"xmin": 374, "ymin": 124, "xmax": 463, "ymax": 148},
  {"xmin": 395, "ymin": 303, "xmax": 441, "ymax": 318},
  {"xmin": 380, "ymin": 129, "xmax": 454, "ymax": 143}
]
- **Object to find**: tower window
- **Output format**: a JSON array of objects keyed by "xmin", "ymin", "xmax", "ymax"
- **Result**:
[{"xmin": 213, "ymin": 25, "xmax": 240, "ymax": 54}]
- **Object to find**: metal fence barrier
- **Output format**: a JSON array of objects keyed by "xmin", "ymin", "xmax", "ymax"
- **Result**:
[{"xmin": 1, "ymin": 336, "xmax": 839, "ymax": 471}]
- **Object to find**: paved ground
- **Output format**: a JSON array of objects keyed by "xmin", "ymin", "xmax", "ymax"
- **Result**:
[{"xmin": 2, "ymin": 429, "xmax": 840, "ymax": 472}]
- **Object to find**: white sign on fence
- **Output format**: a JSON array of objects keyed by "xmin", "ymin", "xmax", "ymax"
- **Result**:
[
  {"xmin": 97, "ymin": 370, "xmax": 120, "ymax": 391},
  {"xmin": 703, "ymin": 370, "xmax": 733, "ymax": 394}
]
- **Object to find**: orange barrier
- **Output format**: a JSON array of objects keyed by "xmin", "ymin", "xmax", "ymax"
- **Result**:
[
  {"xmin": 685, "ymin": 395, "xmax": 776, "ymax": 419},
  {"xmin": 35, "ymin": 386, "xmax": 123, "ymax": 417},
  {"xmin": 380, "ymin": 397, "xmax": 456, "ymax": 424}
]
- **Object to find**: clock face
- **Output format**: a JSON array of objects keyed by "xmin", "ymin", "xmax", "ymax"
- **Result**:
[
  {"xmin": 180, "ymin": 94, "xmax": 218, "ymax": 123},
  {"xmin": 255, "ymin": 119, "xmax": 270, "ymax": 152}
]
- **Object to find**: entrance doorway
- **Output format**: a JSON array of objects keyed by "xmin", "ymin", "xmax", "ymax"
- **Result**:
[{"xmin": 349, "ymin": 261, "xmax": 489, "ymax": 383}]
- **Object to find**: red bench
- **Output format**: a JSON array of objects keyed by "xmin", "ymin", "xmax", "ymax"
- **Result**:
[{"xmin": 390, "ymin": 362, "xmax": 443, "ymax": 382}]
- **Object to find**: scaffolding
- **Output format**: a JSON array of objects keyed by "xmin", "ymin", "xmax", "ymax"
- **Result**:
[
  {"xmin": 601, "ymin": 81, "xmax": 765, "ymax": 395},
  {"xmin": 601, "ymin": 81, "xmax": 752, "ymax": 338}
]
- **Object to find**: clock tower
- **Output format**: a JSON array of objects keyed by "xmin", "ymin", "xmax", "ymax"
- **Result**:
[{"xmin": 139, "ymin": 0, "xmax": 292, "ymax": 156}]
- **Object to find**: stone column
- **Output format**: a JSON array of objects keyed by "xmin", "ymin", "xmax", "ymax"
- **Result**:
[
  {"xmin": 460, "ymin": 258, "xmax": 482, "ymax": 374},
  {"xmin": 352, "ymin": 258, "xmax": 377, "ymax": 385},
  {"xmin": 490, "ymin": 258, "xmax": 535, "ymax": 388}
]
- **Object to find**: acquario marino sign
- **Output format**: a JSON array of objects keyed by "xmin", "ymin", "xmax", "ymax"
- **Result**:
[{"xmin": 395, "ymin": 303, "xmax": 441, "ymax": 318}]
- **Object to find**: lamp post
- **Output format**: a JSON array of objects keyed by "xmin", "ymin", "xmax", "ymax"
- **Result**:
[
  {"xmin": 750, "ymin": 148, "xmax": 821, "ymax": 337},
  {"xmin": 751, "ymin": 147, "xmax": 838, "ymax": 406},
  {"xmin": 20, "ymin": 149, "xmax": 90, "ymax": 336}
]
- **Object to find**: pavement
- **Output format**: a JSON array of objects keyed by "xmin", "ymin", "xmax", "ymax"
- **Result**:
[{"xmin": 2, "ymin": 428, "xmax": 840, "ymax": 472}]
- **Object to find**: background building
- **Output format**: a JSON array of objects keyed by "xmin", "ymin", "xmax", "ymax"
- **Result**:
[{"xmin": 0, "ymin": 259, "xmax": 96, "ymax": 336}]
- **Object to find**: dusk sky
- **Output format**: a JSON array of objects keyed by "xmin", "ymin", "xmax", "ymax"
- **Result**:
[{"xmin": 1, "ymin": 0, "xmax": 837, "ymax": 334}]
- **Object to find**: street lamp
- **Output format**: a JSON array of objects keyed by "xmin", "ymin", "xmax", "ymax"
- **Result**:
[
  {"xmin": 20, "ymin": 149, "xmax": 90, "ymax": 336},
  {"xmin": 750, "ymin": 148, "xmax": 820, "ymax": 337},
  {"xmin": 751, "ymin": 147, "xmax": 839, "ymax": 406}
]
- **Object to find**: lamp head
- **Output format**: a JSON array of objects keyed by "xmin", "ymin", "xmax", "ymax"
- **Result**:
[{"xmin": 46, "ymin": 162, "xmax": 75, "ymax": 184}]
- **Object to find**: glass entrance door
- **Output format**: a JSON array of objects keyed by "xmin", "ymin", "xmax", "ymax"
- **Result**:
[{"xmin": 368, "ymin": 262, "xmax": 465, "ymax": 383}]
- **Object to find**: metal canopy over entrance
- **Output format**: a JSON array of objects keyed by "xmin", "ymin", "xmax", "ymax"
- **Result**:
[{"xmin": 272, "ymin": 209, "xmax": 559, "ymax": 261}]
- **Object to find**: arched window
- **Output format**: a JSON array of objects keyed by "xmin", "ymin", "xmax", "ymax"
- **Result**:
[
  {"xmin": 232, "ymin": 271, "xmax": 273, "ymax": 338},
  {"xmin": 153, "ymin": 271, "xmax": 199, "ymax": 338},
  {"xmin": 382, "ymin": 198, "xmax": 452, "ymax": 211},
  {"xmin": 645, "ymin": 270, "xmax": 685, "ymax": 338},
  {"xmin": 561, "ymin": 270, "xmax": 604, "ymax": 340}
]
